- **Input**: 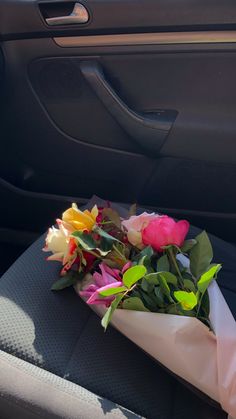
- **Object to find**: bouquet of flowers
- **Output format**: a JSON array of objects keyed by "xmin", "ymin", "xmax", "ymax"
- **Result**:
[{"xmin": 43, "ymin": 198, "xmax": 236, "ymax": 418}]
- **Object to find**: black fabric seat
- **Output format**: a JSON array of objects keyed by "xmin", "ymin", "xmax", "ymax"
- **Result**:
[{"xmin": 0, "ymin": 222, "xmax": 235, "ymax": 419}]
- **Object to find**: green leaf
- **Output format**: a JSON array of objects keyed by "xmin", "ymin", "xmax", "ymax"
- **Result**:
[
  {"xmin": 51, "ymin": 272, "xmax": 78, "ymax": 291},
  {"xmin": 102, "ymin": 208, "xmax": 121, "ymax": 229},
  {"xmin": 154, "ymin": 286, "xmax": 165, "ymax": 307},
  {"xmin": 123, "ymin": 297, "xmax": 150, "ymax": 312},
  {"xmin": 197, "ymin": 264, "xmax": 222, "ymax": 294},
  {"xmin": 141, "ymin": 278, "xmax": 154, "ymax": 293},
  {"xmin": 135, "ymin": 246, "xmax": 153, "ymax": 262},
  {"xmin": 94, "ymin": 226, "xmax": 120, "ymax": 254},
  {"xmin": 183, "ymin": 279, "xmax": 196, "ymax": 292},
  {"xmin": 99, "ymin": 286, "xmax": 127, "ymax": 297},
  {"xmin": 144, "ymin": 273, "xmax": 159, "ymax": 285},
  {"xmin": 181, "ymin": 239, "xmax": 197, "ymax": 253},
  {"xmin": 200, "ymin": 290, "xmax": 210, "ymax": 319},
  {"xmin": 145, "ymin": 271, "xmax": 178, "ymax": 287},
  {"xmin": 123, "ymin": 265, "xmax": 147, "ymax": 288},
  {"xmin": 158, "ymin": 274, "xmax": 174, "ymax": 302},
  {"xmin": 138, "ymin": 290, "xmax": 158, "ymax": 311},
  {"xmin": 190, "ymin": 231, "xmax": 213, "ymax": 279},
  {"xmin": 174, "ymin": 291, "xmax": 198, "ymax": 311},
  {"xmin": 95, "ymin": 226, "xmax": 120, "ymax": 243},
  {"xmin": 100, "ymin": 237, "xmax": 114, "ymax": 253},
  {"xmin": 138, "ymin": 255, "xmax": 153, "ymax": 274},
  {"xmin": 101, "ymin": 294, "xmax": 123, "ymax": 330},
  {"xmin": 72, "ymin": 231, "xmax": 97, "ymax": 251},
  {"xmin": 157, "ymin": 255, "xmax": 170, "ymax": 272},
  {"xmin": 157, "ymin": 271, "xmax": 178, "ymax": 286}
]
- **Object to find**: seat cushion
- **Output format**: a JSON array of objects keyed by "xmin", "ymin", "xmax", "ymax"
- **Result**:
[
  {"xmin": 0, "ymin": 222, "xmax": 235, "ymax": 419},
  {"xmin": 0, "ymin": 349, "xmax": 141, "ymax": 419}
]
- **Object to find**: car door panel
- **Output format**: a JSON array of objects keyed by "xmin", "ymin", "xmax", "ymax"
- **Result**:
[
  {"xmin": 1, "ymin": 0, "xmax": 236, "ymax": 242},
  {"xmin": 2, "ymin": 0, "xmax": 236, "ymax": 40}
]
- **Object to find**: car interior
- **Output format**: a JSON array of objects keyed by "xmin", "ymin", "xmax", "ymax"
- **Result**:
[{"xmin": 0, "ymin": 0, "xmax": 236, "ymax": 417}]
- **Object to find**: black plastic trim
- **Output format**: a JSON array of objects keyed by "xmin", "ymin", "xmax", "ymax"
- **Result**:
[
  {"xmin": 2, "ymin": 0, "xmax": 236, "ymax": 41},
  {"xmin": 80, "ymin": 60, "xmax": 177, "ymax": 155}
]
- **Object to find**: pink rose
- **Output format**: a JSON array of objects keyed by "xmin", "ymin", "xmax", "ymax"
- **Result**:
[
  {"xmin": 122, "ymin": 212, "xmax": 157, "ymax": 248},
  {"xmin": 142, "ymin": 215, "xmax": 190, "ymax": 252}
]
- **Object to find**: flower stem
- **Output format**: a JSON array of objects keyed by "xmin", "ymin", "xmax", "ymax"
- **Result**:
[
  {"xmin": 86, "ymin": 250, "xmax": 102, "ymax": 259},
  {"xmin": 113, "ymin": 244, "xmax": 127, "ymax": 262},
  {"xmin": 167, "ymin": 247, "xmax": 184, "ymax": 288},
  {"xmin": 196, "ymin": 292, "xmax": 204, "ymax": 318}
]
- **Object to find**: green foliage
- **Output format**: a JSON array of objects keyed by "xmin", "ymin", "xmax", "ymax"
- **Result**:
[
  {"xmin": 72, "ymin": 231, "xmax": 97, "ymax": 250},
  {"xmin": 100, "ymin": 237, "xmax": 114, "ymax": 254},
  {"xmin": 157, "ymin": 254, "xmax": 170, "ymax": 272},
  {"xmin": 144, "ymin": 271, "xmax": 177, "ymax": 286},
  {"xmin": 144, "ymin": 273, "xmax": 159, "ymax": 285},
  {"xmin": 183, "ymin": 279, "xmax": 196, "ymax": 292},
  {"xmin": 190, "ymin": 231, "xmax": 213, "ymax": 279},
  {"xmin": 137, "ymin": 289, "xmax": 158, "ymax": 311},
  {"xmin": 94, "ymin": 226, "xmax": 120, "ymax": 242},
  {"xmin": 154, "ymin": 286, "xmax": 165, "ymax": 307},
  {"xmin": 135, "ymin": 246, "xmax": 153, "ymax": 262},
  {"xmin": 199, "ymin": 290, "xmax": 210, "ymax": 320},
  {"xmin": 123, "ymin": 297, "xmax": 150, "ymax": 312},
  {"xmin": 51, "ymin": 271, "xmax": 78, "ymax": 291},
  {"xmin": 73, "ymin": 227, "xmax": 122, "ymax": 257},
  {"xmin": 197, "ymin": 264, "xmax": 222, "ymax": 294},
  {"xmin": 123, "ymin": 265, "xmax": 147, "ymax": 288},
  {"xmin": 99, "ymin": 286, "xmax": 127, "ymax": 297},
  {"xmin": 138, "ymin": 255, "xmax": 153, "ymax": 274},
  {"xmin": 158, "ymin": 274, "xmax": 174, "ymax": 303},
  {"xmin": 174, "ymin": 291, "xmax": 198, "ymax": 311},
  {"xmin": 141, "ymin": 278, "xmax": 154, "ymax": 293},
  {"xmin": 101, "ymin": 294, "xmax": 124, "ymax": 330},
  {"xmin": 158, "ymin": 271, "xmax": 178, "ymax": 286},
  {"xmin": 70, "ymin": 219, "xmax": 221, "ymax": 329},
  {"xmin": 181, "ymin": 239, "xmax": 197, "ymax": 253}
]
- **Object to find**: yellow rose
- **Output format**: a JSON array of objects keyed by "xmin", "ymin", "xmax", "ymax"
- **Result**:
[{"xmin": 62, "ymin": 203, "xmax": 98, "ymax": 232}]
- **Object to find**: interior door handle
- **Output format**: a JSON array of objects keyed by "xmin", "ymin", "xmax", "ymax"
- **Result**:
[
  {"xmin": 46, "ymin": 3, "xmax": 89, "ymax": 26},
  {"xmin": 80, "ymin": 61, "xmax": 177, "ymax": 155}
]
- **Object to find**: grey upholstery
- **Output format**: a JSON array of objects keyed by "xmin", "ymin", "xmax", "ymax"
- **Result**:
[
  {"xmin": 0, "ymin": 349, "xmax": 140, "ymax": 419},
  {"xmin": 0, "ymin": 224, "xmax": 235, "ymax": 418}
]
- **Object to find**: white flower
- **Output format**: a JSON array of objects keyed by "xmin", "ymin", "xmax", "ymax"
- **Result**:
[{"xmin": 43, "ymin": 220, "xmax": 70, "ymax": 262}]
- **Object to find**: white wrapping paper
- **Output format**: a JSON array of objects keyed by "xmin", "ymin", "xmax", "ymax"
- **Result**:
[{"xmin": 76, "ymin": 197, "xmax": 236, "ymax": 417}]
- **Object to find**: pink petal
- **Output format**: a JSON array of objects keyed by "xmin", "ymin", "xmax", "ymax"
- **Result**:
[
  {"xmin": 86, "ymin": 281, "xmax": 122, "ymax": 305},
  {"xmin": 122, "ymin": 261, "xmax": 132, "ymax": 274},
  {"xmin": 97, "ymin": 281, "xmax": 123, "ymax": 294},
  {"xmin": 99, "ymin": 263, "xmax": 119, "ymax": 285},
  {"xmin": 93, "ymin": 272, "xmax": 105, "ymax": 288},
  {"xmin": 103, "ymin": 263, "xmax": 121, "ymax": 280}
]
